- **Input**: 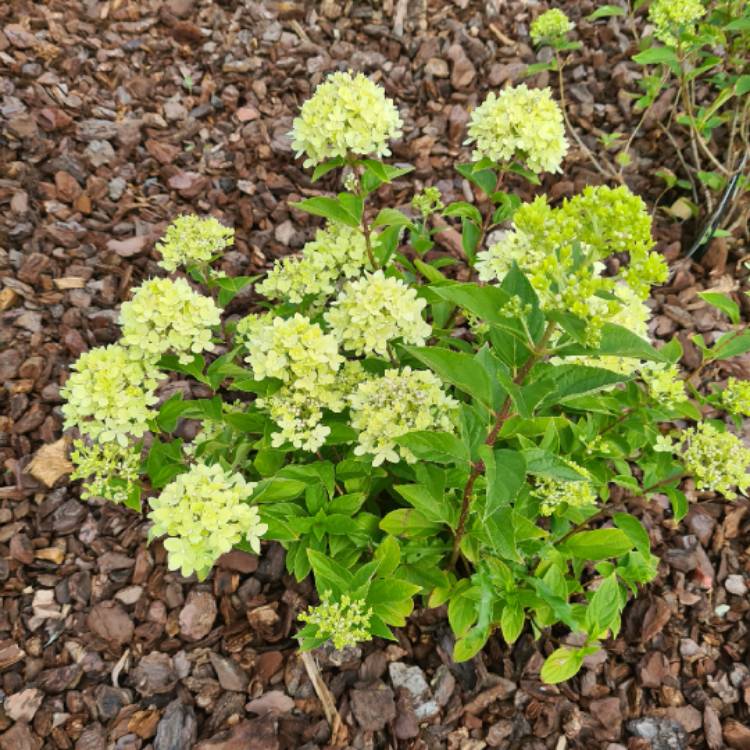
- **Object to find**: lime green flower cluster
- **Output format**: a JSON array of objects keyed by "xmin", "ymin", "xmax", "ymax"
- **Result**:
[
  {"xmin": 649, "ymin": 0, "xmax": 706, "ymax": 45},
  {"xmin": 257, "ymin": 224, "xmax": 372, "ymax": 304},
  {"xmin": 156, "ymin": 215, "xmax": 234, "ymax": 273},
  {"xmin": 325, "ymin": 271, "xmax": 431, "ymax": 357},
  {"xmin": 349, "ymin": 366, "xmax": 459, "ymax": 466},
  {"xmin": 680, "ymin": 423, "xmax": 750, "ymax": 499},
  {"xmin": 476, "ymin": 186, "xmax": 665, "ymax": 344},
  {"xmin": 70, "ymin": 439, "xmax": 141, "ymax": 504},
  {"xmin": 466, "ymin": 85, "xmax": 568, "ymax": 174},
  {"xmin": 641, "ymin": 363, "xmax": 686, "ymax": 409},
  {"xmin": 242, "ymin": 312, "xmax": 343, "ymax": 387},
  {"xmin": 290, "ymin": 71, "xmax": 403, "ymax": 167},
  {"xmin": 721, "ymin": 377, "xmax": 750, "ymax": 417},
  {"xmin": 240, "ymin": 313, "xmax": 350, "ymax": 451},
  {"xmin": 148, "ymin": 462, "xmax": 266, "ymax": 578},
  {"xmin": 61, "ymin": 345, "xmax": 163, "ymax": 446},
  {"xmin": 530, "ymin": 8, "xmax": 573, "ymax": 45},
  {"xmin": 299, "ymin": 593, "xmax": 372, "ymax": 650},
  {"xmin": 533, "ymin": 477, "xmax": 597, "ymax": 516},
  {"xmin": 120, "ymin": 277, "xmax": 222, "ymax": 365}
]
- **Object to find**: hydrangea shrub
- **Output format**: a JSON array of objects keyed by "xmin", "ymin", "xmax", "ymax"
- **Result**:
[{"xmin": 62, "ymin": 72, "xmax": 750, "ymax": 684}]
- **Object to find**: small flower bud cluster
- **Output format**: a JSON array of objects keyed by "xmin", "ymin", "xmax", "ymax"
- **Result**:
[
  {"xmin": 721, "ymin": 378, "xmax": 750, "ymax": 417},
  {"xmin": 325, "ymin": 271, "xmax": 431, "ymax": 357},
  {"xmin": 70, "ymin": 439, "xmax": 141, "ymax": 504},
  {"xmin": 530, "ymin": 9, "xmax": 573, "ymax": 45},
  {"xmin": 156, "ymin": 215, "xmax": 234, "ymax": 273},
  {"xmin": 257, "ymin": 223, "xmax": 372, "ymax": 304},
  {"xmin": 534, "ymin": 477, "xmax": 598, "ymax": 516},
  {"xmin": 348, "ymin": 367, "xmax": 459, "ymax": 466},
  {"xmin": 640, "ymin": 363, "xmax": 686, "ymax": 410},
  {"xmin": 411, "ymin": 186, "xmax": 444, "ymax": 219},
  {"xmin": 299, "ymin": 593, "xmax": 373, "ymax": 650},
  {"xmin": 120, "ymin": 277, "xmax": 222, "ymax": 365},
  {"xmin": 148, "ymin": 462, "xmax": 266, "ymax": 578},
  {"xmin": 649, "ymin": 0, "xmax": 705, "ymax": 45},
  {"xmin": 466, "ymin": 85, "xmax": 568, "ymax": 174},
  {"xmin": 290, "ymin": 71, "xmax": 403, "ymax": 167},
  {"xmin": 61, "ymin": 345, "xmax": 163, "ymax": 446},
  {"xmin": 679, "ymin": 423, "xmax": 750, "ymax": 500}
]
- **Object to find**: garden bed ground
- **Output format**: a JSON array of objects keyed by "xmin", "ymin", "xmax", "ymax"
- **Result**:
[{"xmin": 1, "ymin": 0, "xmax": 750, "ymax": 748}]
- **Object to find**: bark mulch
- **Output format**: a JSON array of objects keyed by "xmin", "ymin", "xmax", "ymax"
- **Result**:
[{"xmin": 1, "ymin": 1, "xmax": 749, "ymax": 748}]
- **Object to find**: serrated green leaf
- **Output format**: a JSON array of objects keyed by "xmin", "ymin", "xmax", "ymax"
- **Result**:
[
  {"xmin": 540, "ymin": 647, "xmax": 584, "ymax": 684},
  {"xmin": 562, "ymin": 529, "xmax": 635, "ymax": 560}
]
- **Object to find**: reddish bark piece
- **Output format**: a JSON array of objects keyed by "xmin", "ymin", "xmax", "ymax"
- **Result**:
[
  {"xmin": 179, "ymin": 590, "xmax": 217, "ymax": 641},
  {"xmin": 87, "ymin": 601, "xmax": 134, "ymax": 646},
  {"xmin": 107, "ymin": 236, "xmax": 149, "ymax": 258},
  {"xmin": 133, "ymin": 652, "xmax": 178, "ymax": 697}
]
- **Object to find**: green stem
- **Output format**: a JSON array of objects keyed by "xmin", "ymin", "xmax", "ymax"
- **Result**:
[{"xmin": 449, "ymin": 321, "xmax": 557, "ymax": 568}]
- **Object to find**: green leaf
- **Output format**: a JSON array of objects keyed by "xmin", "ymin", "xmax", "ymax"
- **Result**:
[
  {"xmin": 404, "ymin": 346, "xmax": 494, "ymax": 408},
  {"xmin": 374, "ymin": 536, "xmax": 401, "ymax": 578},
  {"xmin": 461, "ymin": 218, "xmax": 481, "ymax": 263},
  {"xmin": 480, "ymin": 447, "xmax": 526, "ymax": 516},
  {"xmin": 500, "ymin": 601, "xmax": 525, "ymax": 643},
  {"xmin": 538, "ymin": 365, "xmax": 626, "ymax": 410},
  {"xmin": 453, "ymin": 625, "xmax": 489, "ymax": 662},
  {"xmin": 380, "ymin": 509, "xmax": 442, "ymax": 538},
  {"xmin": 307, "ymin": 549, "xmax": 353, "ymax": 597},
  {"xmin": 735, "ymin": 75, "xmax": 750, "ymax": 96},
  {"xmin": 523, "ymin": 448, "xmax": 587, "ymax": 481},
  {"xmin": 708, "ymin": 331, "xmax": 750, "ymax": 361},
  {"xmin": 293, "ymin": 196, "xmax": 361, "ymax": 228},
  {"xmin": 448, "ymin": 584, "xmax": 479, "ymax": 636},
  {"xmin": 664, "ymin": 487, "xmax": 688, "ymax": 521},
  {"xmin": 443, "ymin": 201, "xmax": 482, "ymax": 225},
  {"xmin": 395, "ymin": 431, "xmax": 469, "ymax": 465},
  {"xmin": 157, "ymin": 353, "xmax": 208, "ymax": 383},
  {"xmin": 372, "ymin": 207, "xmax": 415, "ymax": 230},
  {"xmin": 633, "ymin": 46, "xmax": 680, "ymax": 74},
  {"xmin": 455, "ymin": 163, "xmax": 497, "ymax": 195},
  {"xmin": 726, "ymin": 17, "xmax": 750, "ymax": 32},
  {"xmin": 540, "ymin": 647, "xmax": 584, "ymax": 684},
  {"xmin": 559, "ymin": 323, "xmax": 668, "ymax": 363},
  {"xmin": 482, "ymin": 509, "xmax": 519, "ymax": 561},
  {"xmin": 613, "ymin": 513, "xmax": 651, "ymax": 556},
  {"xmin": 430, "ymin": 283, "xmax": 510, "ymax": 325},
  {"xmin": 395, "ymin": 484, "xmax": 450, "ymax": 525},
  {"xmin": 585, "ymin": 574, "xmax": 622, "ymax": 638},
  {"xmin": 587, "ymin": 4, "xmax": 626, "ymax": 20},
  {"xmin": 698, "ymin": 292, "xmax": 740, "ymax": 325},
  {"xmin": 213, "ymin": 275, "xmax": 257, "ymax": 307},
  {"xmin": 562, "ymin": 529, "xmax": 635, "ymax": 560},
  {"xmin": 311, "ymin": 157, "xmax": 344, "ymax": 181}
]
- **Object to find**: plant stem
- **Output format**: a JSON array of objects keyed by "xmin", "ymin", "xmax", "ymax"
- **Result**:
[
  {"xmin": 555, "ymin": 52, "xmax": 619, "ymax": 182},
  {"xmin": 449, "ymin": 321, "xmax": 557, "ymax": 568},
  {"xmin": 361, "ymin": 211, "xmax": 379, "ymax": 270}
]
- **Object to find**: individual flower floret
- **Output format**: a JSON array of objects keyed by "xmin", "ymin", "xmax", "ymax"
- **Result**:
[
  {"xmin": 120, "ymin": 277, "xmax": 222, "ymax": 364},
  {"xmin": 148, "ymin": 462, "xmax": 265, "ymax": 579},
  {"xmin": 257, "ymin": 224, "xmax": 372, "ymax": 304},
  {"xmin": 649, "ymin": 0, "xmax": 705, "ymax": 46},
  {"xmin": 530, "ymin": 8, "xmax": 573, "ymax": 45},
  {"xmin": 71, "ymin": 439, "xmax": 142, "ymax": 505},
  {"xmin": 641, "ymin": 362, "xmax": 686, "ymax": 410},
  {"xmin": 325, "ymin": 271, "xmax": 431, "ymax": 356},
  {"xmin": 242, "ymin": 313, "xmax": 343, "ymax": 389},
  {"xmin": 348, "ymin": 366, "xmax": 459, "ymax": 466},
  {"xmin": 679, "ymin": 423, "xmax": 750, "ymax": 500},
  {"xmin": 290, "ymin": 71, "xmax": 403, "ymax": 167},
  {"xmin": 299, "ymin": 593, "xmax": 372, "ymax": 650},
  {"xmin": 466, "ymin": 85, "xmax": 568, "ymax": 174},
  {"xmin": 156, "ymin": 215, "xmax": 234, "ymax": 273},
  {"xmin": 533, "ymin": 477, "xmax": 598, "ymax": 516},
  {"xmin": 721, "ymin": 377, "xmax": 750, "ymax": 417},
  {"xmin": 61, "ymin": 345, "xmax": 163, "ymax": 446}
]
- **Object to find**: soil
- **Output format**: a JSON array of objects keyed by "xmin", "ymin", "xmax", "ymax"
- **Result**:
[{"xmin": 1, "ymin": 1, "xmax": 749, "ymax": 749}]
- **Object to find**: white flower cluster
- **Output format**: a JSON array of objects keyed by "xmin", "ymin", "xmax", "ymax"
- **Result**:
[
  {"xmin": 61, "ymin": 345, "xmax": 163, "ymax": 446},
  {"xmin": 325, "ymin": 271, "xmax": 431, "ymax": 357},
  {"xmin": 156, "ymin": 215, "xmax": 234, "ymax": 273},
  {"xmin": 257, "ymin": 223, "xmax": 372, "ymax": 304},
  {"xmin": 349, "ymin": 367, "xmax": 459, "ymax": 466},
  {"xmin": 533, "ymin": 477, "xmax": 598, "ymax": 516},
  {"xmin": 148, "ymin": 462, "xmax": 265, "ymax": 578},
  {"xmin": 466, "ymin": 85, "xmax": 568, "ymax": 174},
  {"xmin": 290, "ymin": 71, "xmax": 403, "ymax": 167},
  {"xmin": 120, "ymin": 277, "xmax": 222, "ymax": 365}
]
